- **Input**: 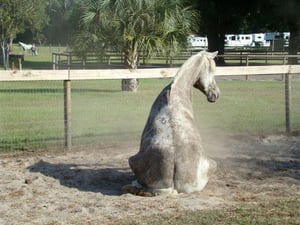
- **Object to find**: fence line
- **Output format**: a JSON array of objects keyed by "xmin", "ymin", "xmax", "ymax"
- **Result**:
[
  {"xmin": 52, "ymin": 51, "xmax": 300, "ymax": 69},
  {"xmin": 1, "ymin": 65, "xmax": 300, "ymax": 148},
  {"xmin": 1, "ymin": 65, "xmax": 300, "ymax": 81}
]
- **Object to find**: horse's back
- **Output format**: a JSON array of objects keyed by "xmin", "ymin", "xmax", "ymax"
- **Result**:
[{"xmin": 129, "ymin": 83, "xmax": 175, "ymax": 189}]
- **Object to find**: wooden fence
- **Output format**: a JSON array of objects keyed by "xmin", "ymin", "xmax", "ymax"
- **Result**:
[
  {"xmin": 52, "ymin": 51, "xmax": 300, "ymax": 69},
  {"xmin": 1, "ymin": 65, "xmax": 300, "ymax": 149}
]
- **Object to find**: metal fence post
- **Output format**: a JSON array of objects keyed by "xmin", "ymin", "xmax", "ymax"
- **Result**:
[
  {"xmin": 64, "ymin": 80, "xmax": 72, "ymax": 149},
  {"xmin": 285, "ymin": 69, "xmax": 291, "ymax": 133}
]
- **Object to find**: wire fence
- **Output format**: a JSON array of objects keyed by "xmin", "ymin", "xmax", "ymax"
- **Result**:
[
  {"xmin": 0, "ymin": 69, "xmax": 300, "ymax": 152},
  {"xmin": 0, "ymin": 81, "xmax": 65, "ymax": 151}
]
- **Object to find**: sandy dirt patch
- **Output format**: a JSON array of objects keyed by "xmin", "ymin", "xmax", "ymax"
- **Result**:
[{"xmin": 0, "ymin": 132, "xmax": 299, "ymax": 225}]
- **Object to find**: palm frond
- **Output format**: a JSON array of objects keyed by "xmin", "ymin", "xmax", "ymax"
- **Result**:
[{"xmin": 74, "ymin": 0, "xmax": 200, "ymax": 65}]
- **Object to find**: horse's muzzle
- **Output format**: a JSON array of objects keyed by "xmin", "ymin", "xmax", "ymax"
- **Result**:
[{"xmin": 207, "ymin": 88, "xmax": 220, "ymax": 103}]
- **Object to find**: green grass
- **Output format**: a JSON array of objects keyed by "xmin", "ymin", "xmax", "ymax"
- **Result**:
[
  {"xmin": 0, "ymin": 81, "xmax": 65, "ymax": 150},
  {"xmin": 197, "ymin": 79, "xmax": 289, "ymax": 133},
  {"xmin": 116, "ymin": 198, "xmax": 300, "ymax": 225},
  {"xmin": 1, "ymin": 45, "xmax": 300, "ymax": 151},
  {"xmin": 9, "ymin": 44, "xmax": 68, "ymax": 69},
  {"xmin": 1, "ymin": 78, "xmax": 300, "ymax": 151}
]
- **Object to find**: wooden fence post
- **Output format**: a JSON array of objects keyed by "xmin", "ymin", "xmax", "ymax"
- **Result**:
[
  {"xmin": 246, "ymin": 55, "xmax": 249, "ymax": 80},
  {"xmin": 64, "ymin": 80, "xmax": 72, "ymax": 149},
  {"xmin": 52, "ymin": 53, "xmax": 57, "ymax": 70},
  {"xmin": 285, "ymin": 70, "xmax": 291, "ymax": 133}
]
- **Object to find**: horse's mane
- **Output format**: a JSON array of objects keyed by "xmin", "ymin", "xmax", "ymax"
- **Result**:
[{"xmin": 173, "ymin": 51, "xmax": 216, "ymax": 85}]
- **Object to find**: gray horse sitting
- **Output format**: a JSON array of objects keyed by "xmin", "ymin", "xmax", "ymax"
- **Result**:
[{"xmin": 123, "ymin": 51, "xmax": 220, "ymax": 196}]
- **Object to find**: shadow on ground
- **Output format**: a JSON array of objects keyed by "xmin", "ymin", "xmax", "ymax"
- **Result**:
[{"xmin": 27, "ymin": 160, "xmax": 134, "ymax": 195}]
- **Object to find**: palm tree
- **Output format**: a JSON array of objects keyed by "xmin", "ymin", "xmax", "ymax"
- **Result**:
[{"xmin": 77, "ymin": 0, "xmax": 199, "ymax": 91}]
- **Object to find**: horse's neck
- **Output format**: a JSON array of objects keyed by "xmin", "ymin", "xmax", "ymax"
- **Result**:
[
  {"xmin": 169, "ymin": 56, "xmax": 204, "ymax": 113},
  {"xmin": 170, "ymin": 76, "xmax": 194, "ymax": 113},
  {"xmin": 171, "ymin": 68, "xmax": 196, "ymax": 102}
]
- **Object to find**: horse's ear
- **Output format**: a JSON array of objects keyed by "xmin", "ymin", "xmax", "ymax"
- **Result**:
[{"xmin": 206, "ymin": 51, "xmax": 218, "ymax": 59}]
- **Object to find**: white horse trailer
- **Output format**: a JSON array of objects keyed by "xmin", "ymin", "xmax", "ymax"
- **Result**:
[
  {"xmin": 252, "ymin": 33, "xmax": 270, "ymax": 47},
  {"xmin": 187, "ymin": 35, "xmax": 208, "ymax": 49},
  {"xmin": 188, "ymin": 32, "xmax": 290, "ymax": 49},
  {"xmin": 283, "ymin": 32, "xmax": 290, "ymax": 46},
  {"xmin": 225, "ymin": 34, "xmax": 253, "ymax": 47}
]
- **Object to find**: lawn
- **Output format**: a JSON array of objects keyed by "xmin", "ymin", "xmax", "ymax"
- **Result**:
[
  {"xmin": 117, "ymin": 198, "xmax": 300, "ymax": 225},
  {"xmin": 8, "ymin": 44, "xmax": 67, "ymax": 69},
  {"xmin": 1, "ymin": 78, "xmax": 300, "ymax": 151},
  {"xmin": 1, "ymin": 44, "xmax": 300, "ymax": 150}
]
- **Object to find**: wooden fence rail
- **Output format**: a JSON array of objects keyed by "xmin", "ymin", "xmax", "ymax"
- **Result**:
[
  {"xmin": 52, "ymin": 51, "xmax": 300, "ymax": 69},
  {"xmin": 1, "ymin": 65, "xmax": 300, "ymax": 81},
  {"xmin": 1, "ymin": 65, "xmax": 300, "ymax": 148}
]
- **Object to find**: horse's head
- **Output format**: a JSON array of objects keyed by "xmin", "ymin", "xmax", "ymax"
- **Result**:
[{"xmin": 193, "ymin": 51, "xmax": 220, "ymax": 103}]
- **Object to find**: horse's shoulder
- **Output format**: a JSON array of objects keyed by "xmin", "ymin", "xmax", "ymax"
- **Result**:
[{"xmin": 150, "ymin": 83, "xmax": 172, "ymax": 109}]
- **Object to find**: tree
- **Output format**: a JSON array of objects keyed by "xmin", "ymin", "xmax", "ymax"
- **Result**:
[
  {"xmin": 74, "ymin": 0, "xmax": 199, "ymax": 91},
  {"xmin": 43, "ymin": 0, "xmax": 82, "ymax": 45},
  {"xmin": 0, "ymin": 0, "xmax": 47, "ymax": 69},
  {"xmin": 241, "ymin": 0, "xmax": 300, "ymax": 64},
  {"xmin": 194, "ymin": 0, "xmax": 300, "ymax": 65},
  {"xmin": 271, "ymin": 0, "xmax": 300, "ymax": 64},
  {"xmin": 193, "ymin": 0, "xmax": 255, "ymax": 64},
  {"xmin": 28, "ymin": 0, "xmax": 49, "ymax": 45}
]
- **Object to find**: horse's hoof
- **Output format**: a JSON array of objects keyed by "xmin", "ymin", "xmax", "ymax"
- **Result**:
[{"xmin": 122, "ymin": 184, "xmax": 154, "ymax": 197}]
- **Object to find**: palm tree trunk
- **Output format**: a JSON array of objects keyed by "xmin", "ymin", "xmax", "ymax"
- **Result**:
[
  {"xmin": 121, "ymin": 78, "xmax": 139, "ymax": 91},
  {"xmin": 122, "ymin": 48, "xmax": 139, "ymax": 92}
]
